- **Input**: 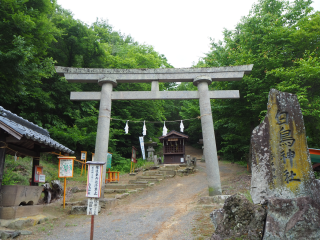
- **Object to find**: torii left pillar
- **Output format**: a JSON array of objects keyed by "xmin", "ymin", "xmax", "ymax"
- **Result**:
[{"xmin": 94, "ymin": 78, "xmax": 117, "ymax": 197}]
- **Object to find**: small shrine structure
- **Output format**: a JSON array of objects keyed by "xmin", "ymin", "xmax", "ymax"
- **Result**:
[
  {"xmin": 0, "ymin": 106, "xmax": 73, "ymax": 219},
  {"xmin": 159, "ymin": 130, "xmax": 188, "ymax": 164}
]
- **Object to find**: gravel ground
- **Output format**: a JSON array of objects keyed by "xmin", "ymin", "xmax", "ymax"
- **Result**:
[
  {"xmin": 40, "ymin": 163, "xmax": 208, "ymax": 240},
  {"xmin": 20, "ymin": 146, "xmax": 249, "ymax": 240}
]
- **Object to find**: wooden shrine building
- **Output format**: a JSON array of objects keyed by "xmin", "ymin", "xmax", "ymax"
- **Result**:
[
  {"xmin": 0, "ymin": 106, "xmax": 74, "ymax": 188},
  {"xmin": 159, "ymin": 130, "xmax": 188, "ymax": 164},
  {"xmin": 0, "ymin": 106, "xmax": 74, "ymax": 219}
]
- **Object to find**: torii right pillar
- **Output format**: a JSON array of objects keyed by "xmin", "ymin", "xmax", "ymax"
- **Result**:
[{"xmin": 194, "ymin": 76, "xmax": 222, "ymax": 196}]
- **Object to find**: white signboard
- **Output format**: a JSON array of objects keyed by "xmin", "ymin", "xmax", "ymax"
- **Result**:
[
  {"xmin": 39, "ymin": 175, "xmax": 46, "ymax": 183},
  {"xmin": 59, "ymin": 159, "xmax": 74, "ymax": 178},
  {"xmin": 87, "ymin": 198, "xmax": 99, "ymax": 215},
  {"xmin": 181, "ymin": 158, "xmax": 184, "ymax": 162},
  {"xmin": 139, "ymin": 136, "xmax": 146, "ymax": 160},
  {"xmin": 81, "ymin": 152, "xmax": 86, "ymax": 160},
  {"xmin": 86, "ymin": 165, "xmax": 103, "ymax": 198}
]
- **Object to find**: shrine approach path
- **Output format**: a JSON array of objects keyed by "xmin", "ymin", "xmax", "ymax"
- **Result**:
[{"xmin": 22, "ymin": 145, "xmax": 248, "ymax": 240}]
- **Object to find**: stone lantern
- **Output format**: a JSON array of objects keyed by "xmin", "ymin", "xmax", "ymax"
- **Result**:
[{"xmin": 145, "ymin": 138, "xmax": 157, "ymax": 162}]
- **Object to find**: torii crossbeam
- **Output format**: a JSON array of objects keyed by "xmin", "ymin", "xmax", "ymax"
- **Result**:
[{"xmin": 56, "ymin": 64, "xmax": 253, "ymax": 196}]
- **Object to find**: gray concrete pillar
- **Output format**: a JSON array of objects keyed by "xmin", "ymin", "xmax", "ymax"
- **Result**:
[
  {"xmin": 151, "ymin": 81, "xmax": 159, "ymax": 91},
  {"xmin": 193, "ymin": 76, "xmax": 222, "ymax": 196},
  {"xmin": 95, "ymin": 77, "xmax": 117, "ymax": 197}
]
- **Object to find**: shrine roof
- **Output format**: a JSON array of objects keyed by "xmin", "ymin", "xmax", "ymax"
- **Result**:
[
  {"xmin": 0, "ymin": 106, "xmax": 74, "ymax": 156},
  {"xmin": 159, "ymin": 130, "xmax": 189, "ymax": 140}
]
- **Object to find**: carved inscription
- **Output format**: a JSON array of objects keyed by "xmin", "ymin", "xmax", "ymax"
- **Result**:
[{"xmin": 273, "ymin": 111, "xmax": 300, "ymax": 184}]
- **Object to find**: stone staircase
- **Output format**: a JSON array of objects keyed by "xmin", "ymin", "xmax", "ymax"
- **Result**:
[
  {"xmin": 128, "ymin": 164, "xmax": 196, "ymax": 184},
  {"xmin": 68, "ymin": 163, "xmax": 196, "ymax": 216}
]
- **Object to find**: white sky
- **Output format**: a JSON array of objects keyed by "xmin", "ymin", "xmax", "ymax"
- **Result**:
[{"xmin": 57, "ymin": 0, "xmax": 320, "ymax": 68}]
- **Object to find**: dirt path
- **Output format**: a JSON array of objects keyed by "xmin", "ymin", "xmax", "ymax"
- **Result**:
[{"xmin": 21, "ymin": 146, "xmax": 249, "ymax": 240}]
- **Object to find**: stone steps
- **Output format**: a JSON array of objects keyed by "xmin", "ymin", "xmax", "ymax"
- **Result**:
[
  {"xmin": 128, "ymin": 180, "xmax": 149, "ymax": 184},
  {"xmin": 158, "ymin": 170, "xmax": 176, "ymax": 176},
  {"xmin": 137, "ymin": 175, "xmax": 163, "ymax": 180},
  {"xmin": 142, "ymin": 171, "xmax": 162, "ymax": 176},
  {"xmin": 164, "ymin": 175, "xmax": 175, "ymax": 179},
  {"xmin": 104, "ymin": 184, "xmax": 148, "ymax": 190},
  {"xmin": 136, "ymin": 178, "xmax": 161, "ymax": 183}
]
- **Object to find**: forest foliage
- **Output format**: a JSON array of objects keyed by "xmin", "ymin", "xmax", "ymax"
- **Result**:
[{"xmin": 0, "ymin": 0, "xmax": 319, "ymax": 164}]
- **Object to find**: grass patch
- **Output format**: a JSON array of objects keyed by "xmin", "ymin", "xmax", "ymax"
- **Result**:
[
  {"xmin": 191, "ymin": 207, "xmax": 215, "ymax": 239},
  {"xmin": 242, "ymin": 190, "xmax": 253, "ymax": 203}
]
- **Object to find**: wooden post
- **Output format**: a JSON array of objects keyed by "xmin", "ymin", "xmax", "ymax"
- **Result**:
[
  {"xmin": 85, "ymin": 157, "xmax": 87, "ymax": 175},
  {"xmin": 31, "ymin": 145, "xmax": 41, "ymax": 186},
  {"xmin": 0, "ymin": 129, "xmax": 7, "ymax": 191},
  {"xmin": 63, "ymin": 177, "xmax": 66, "ymax": 209},
  {"xmin": 90, "ymin": 215, "xmax": 94, "ymax": 240}
]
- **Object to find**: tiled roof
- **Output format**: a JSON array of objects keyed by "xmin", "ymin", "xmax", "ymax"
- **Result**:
[
  {"xmin": 0, "ymin": 106, "xmax": 74, "ymax": 154},
  {"xmin": 159, "ymin": 130, "xmax": 189, "ymax": 140}
]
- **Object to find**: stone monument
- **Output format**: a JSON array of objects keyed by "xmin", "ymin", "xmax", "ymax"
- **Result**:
[
  {"xmin": 211, "ymin": 89, "xmax": 320, "ymax": 239},
  {"xmin": 251, "ymin": 89, "xmax": 315, "ymax": 204}
]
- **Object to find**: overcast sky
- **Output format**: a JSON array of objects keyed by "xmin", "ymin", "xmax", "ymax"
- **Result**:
[{"xmin": 57, "ymin": 0, "xmax": 320, "ymax": 68}]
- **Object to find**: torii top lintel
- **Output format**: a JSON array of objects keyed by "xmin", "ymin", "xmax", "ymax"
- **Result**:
[{"xmin": 55, "ymin": 64, "xmax": 253, "ymax": 83}]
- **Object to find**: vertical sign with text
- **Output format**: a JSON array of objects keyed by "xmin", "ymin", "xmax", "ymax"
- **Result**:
[
  {"xmin": 139, "ymin": 136, "xmax": 145, "ymax": 160},
  {"xmin": 87, "ymin": 198, "xmax": 99, "ymax": 215},
  {"xmin": 86, "ymin": 164, "xmax": 103, "ymax": 198}
]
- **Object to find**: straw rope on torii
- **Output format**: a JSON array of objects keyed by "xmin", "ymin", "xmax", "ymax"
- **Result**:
[{"xmin": 55, "ymin": 64, "xmax": 254, "ymax": 197}]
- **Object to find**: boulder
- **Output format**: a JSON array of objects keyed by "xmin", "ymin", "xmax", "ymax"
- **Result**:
[
  {"xmin": 210, "ymin": 194, "xmax": 266, "ymax": 240},
  {"xmin": 263, "ymin": 197, "xmax": 320, "ymax": 239}
]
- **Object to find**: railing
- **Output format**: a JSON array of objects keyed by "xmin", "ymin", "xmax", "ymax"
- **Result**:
[{"xmin": 106, "ymin": 169, "xmax": 120, "ymax": 183}]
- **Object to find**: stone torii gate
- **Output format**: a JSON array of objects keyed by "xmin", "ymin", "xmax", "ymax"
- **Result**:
[{"xmin": 56, "ymin": 64, "xmax": 253, "ymax": 196}]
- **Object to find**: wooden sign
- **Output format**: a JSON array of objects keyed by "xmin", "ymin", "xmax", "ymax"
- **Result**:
[
  {"xmin": 86, "ymin": 163, "xmax": 104, "ymax": 198},
  {"xmin": 58, "ymin": 157, "xmax": 75, "ymax": 178},
  {"xmin": 34, "ymin": 166, "xmax": 45, "ymax": 183},
  {"xmin": 168, "ymin": 138, "xmax": 178, "ymax": 141},
  {"xmin": 131, "ymin": 146, "xmax": 137, "ymax": 163},
  {"xmin": 81, "ymin": 151, "xmax": 87, "ymax": 161}
]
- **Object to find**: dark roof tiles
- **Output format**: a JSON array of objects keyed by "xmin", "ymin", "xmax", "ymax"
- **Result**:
[{"xmin": 0, "ymin": 106, "xmax": 74, "ymax": 154}]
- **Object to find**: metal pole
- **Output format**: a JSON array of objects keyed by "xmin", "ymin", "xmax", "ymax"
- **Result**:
[
  {"xmin": 94, "ymin": 78, "xmax": 117, "ymax": 198},
  {"xmin": 90, "ymin": 215, "xmax": 94, "ymax": 240},
  {"xmin": 63, "ymin": 177, "xmax": 66, "ymax": 209},
  {"xmin": 194, "ymin": 76, "xmax": 222, "ymax": 196}
]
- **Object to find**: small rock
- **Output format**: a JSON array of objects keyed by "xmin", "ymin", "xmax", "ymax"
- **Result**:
[
  {"xmin": 211, "ymin": 194, "xmax": 266, "ymax": 240},
  {"xmin": 20, "ymin": 230, "xmax": 32, "ymax": 235},
  {"xmin": 210, "ymin": 208, "xmax": 224, "ymax": 230},
  {"xmin": 8, "ymin": 219, "xmax": 33, "ymax": 230},
  {"xmin": 1, "ymin": 230, "xmax": 20, "ymax": 239},
  {"xmin": 70, "ymin": 205, "xmax": 101, "ymax": 215},
  {"xmin": 70, "ymin": 186, "xmax": 79, "ymax": 193},
  {"xmin": 115, "ymin": 193, "xmax": 129, "ymax": 199}
]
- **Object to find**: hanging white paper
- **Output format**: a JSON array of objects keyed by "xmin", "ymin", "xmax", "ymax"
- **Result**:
[
  {"xmin": 124, "ymin": 120, "xmax": 129, "ymax": 134},
  {"xmin": 142, "ymin": 120, "xmax": 147, "ymax": 136},
  {"xmin": 163, "ymin": 121, "xmax": 168, "ymax": 136},
  {"xmin": 180, "ymin": 120, "xmax": 184, "ymax": 132}
]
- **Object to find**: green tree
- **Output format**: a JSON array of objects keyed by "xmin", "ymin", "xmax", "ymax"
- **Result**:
[
  {"xmin": 195, "ymin": 0, "xmax": 320, "ymax": 161},
  {"xmin": 0, "ymin": 0, "xmax": 59, "ymax": 110}
]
